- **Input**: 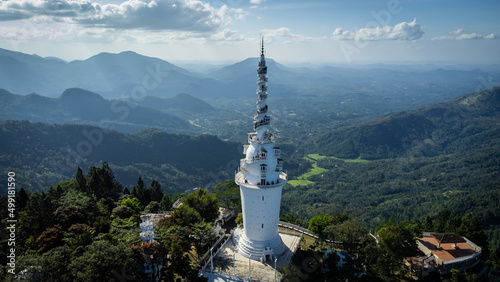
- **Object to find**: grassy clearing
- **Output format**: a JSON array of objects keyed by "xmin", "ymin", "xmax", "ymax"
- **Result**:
[
  {"xmin": 288, "ymin": 154, "xmax": 369, "ymax": 187},
  {"xmin": 307, "ymin": 153, "xmax": 370, "ymax": 163},
  {"xmin": 188, "ymin": 120, "xmax": 202, "ymax": 128},
  {"xmin": 287, "ymin": 179, "xmax": 315, "ymax": 187}
]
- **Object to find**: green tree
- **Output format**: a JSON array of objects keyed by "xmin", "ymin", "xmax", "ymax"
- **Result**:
[
  {"xmin": 119, "ymin": 198, "xmax": 143, "ymax": 213},
  {"xmin": 422, "ymin": 215, "xmax": 434, "ymax": 232},
  {"xmin": 112, "ymin": 206, "xmax": 135, "ymax": 219},
  {"xmin": 235, "ymin": 213, "xmax": 243, "ymax": 225},
  {"xmin": 159, "ymin": 194, "xmax": 172, "ymax": 211},
  {"xmin": 309, "ymin": 213, "xmax": 331, "ymax": 238},
  {"xmin": 162, "ymin": 239, "xmax": 190, "ymax": 280},
  {"xmin": 184, "ymin": 189, "xmax": 219, "ymax": 223},
  {"xmin": 131, "ymin": 177, "xmax": 148, "ymax": 206},
  {"xmin": 280, "ymin": 214, "xmax": 298, "ymax": 225},
  {"xmin": 171, "ymin": 204, "xmax": 202, "ymax": 227},
  {"xmin": 191, "ymin": 221, "xmax": 217, "ymax": 258},
  {"xmin": 69, "ymin": 241, "xmax": 137, "ymax": 281},
  {"xmin": 144, "ymin": 201, "xmax": 160, "ymax": 213},
  {"xmin": 16, "ymin": 246, "xmax": 74, "ymax": 281},
  {"xmin": 433, "ymin": 209, "xmax": 452, "ymax": 232},
  {"xmin": 212, "ymin": 180, "xmax": 241, "ymax": 210},
  {"xmin": 24, "ymin": 192, "xmax": 55, "ymax": 236},
  {"xmin": 330, "ymin": 212, "xmax": 351, "ymax": 225},
  {"xmin": 376, "ymin": 220, "xmax": 417, "ymax": 273},
  {"xmin": 333, "ymin": 218, "xmax": 367, "ymax": 253},
  {"xmin": 147, "ymin": 180, "xmax": 163, "ymax": 203},
  {"xmin": 56, "ymin": 188, "xmax": 97, "ymax": 227},
  {"xmin": 16, "ymin": 187, "xmax": 30, "ymax": 211},
  {"xmin": 75, "ymin": 166, "xmax": 87, "ymax": 193},
  {"xmin": 123, "ymin": 187, "xmax": 130, "ymax": 195},
  {"xmin": 86, "ymin": 162, "xmax": 122, "ymax": 201},
  {"xmin": 459, "ymin": 213, "xmax": 489, "ymax": 257},
  {"xmin": 445, "ymin": 212, "xmax": 462, "ymax": 233}
]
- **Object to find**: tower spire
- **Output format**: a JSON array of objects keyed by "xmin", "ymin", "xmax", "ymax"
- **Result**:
[{"xmin": 261, "ymin": 36, "xmax": 264, "ymax": 55}]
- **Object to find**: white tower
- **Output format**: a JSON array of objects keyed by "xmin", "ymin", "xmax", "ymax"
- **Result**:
[{"xmin": 234, "ymin": 39, "xmax": 287, "ymax": 261}]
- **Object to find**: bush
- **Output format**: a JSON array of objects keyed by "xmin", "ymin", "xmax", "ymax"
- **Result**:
[{"xmin": 112, "ymin": 206, "xmax": 134, "ymax": 219}]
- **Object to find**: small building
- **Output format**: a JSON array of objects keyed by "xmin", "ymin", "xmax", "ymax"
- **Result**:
[{"xmin": 407, "ymin": 232, "xmax": 482, "ymax": 278}]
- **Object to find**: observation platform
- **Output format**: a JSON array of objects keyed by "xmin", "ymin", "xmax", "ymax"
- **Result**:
[{"xmin": 235, "ymin": 172, "xmax": 287, "ymax": 189}]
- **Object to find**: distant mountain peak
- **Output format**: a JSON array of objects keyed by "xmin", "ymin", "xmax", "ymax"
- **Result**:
[{"xmin": 59, "ymin": 88, "xmax": 105, "ymax": 102}]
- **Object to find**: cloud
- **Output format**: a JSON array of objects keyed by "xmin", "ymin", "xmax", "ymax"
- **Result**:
[
  {"xmin": 432, "ymin": 28, "xmax": 497, "ymax": 40},
  {"xmin": 250, "ymin": 0, "xmax": 266, "ymax": 4},
  {"xmin": 485, "ymin": 33, "xmax": 497, "ymax": 39},
  {"xmin": 209, "ymin": 28, "xmax": 245, "ymax": 42},
  {"xmin": 0, "ymin": 0, "xmax": 243, "ymax": 32},
  {"xmin": 262, "ymin": 27, "xmax": 323, "ymax": 44},
  {"xmin": 332, "ymin": 18, "xmax": 424, "ymax": 41}
]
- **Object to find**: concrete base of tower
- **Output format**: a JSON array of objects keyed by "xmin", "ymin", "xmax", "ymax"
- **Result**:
[{"xmin": 233, "ymin": 228, "xmax": 286, "ymax": 262}]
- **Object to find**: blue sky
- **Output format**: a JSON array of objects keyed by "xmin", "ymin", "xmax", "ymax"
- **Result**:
[{"xmin": 0, "ymin": 0, "xmax": 498, "ymax": 64}]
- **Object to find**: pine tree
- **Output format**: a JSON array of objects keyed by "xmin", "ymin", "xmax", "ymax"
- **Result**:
[
  {"xmin": 147, "ymin": 180, "xmax": 163, "ymax": 203},
  {"xmin": 75, "ymin": 166, "xmax": 87, "ymax": 193},
  {"xmin": 132, "ymin": 177, "xmax": 147, "ymax": 206},
  {"xmin": 17, "ymin": 187, "xmax": 30, "ymax": 211}
]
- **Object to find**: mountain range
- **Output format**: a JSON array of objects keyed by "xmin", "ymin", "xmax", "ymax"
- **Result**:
[
  {"xmin": 0, "ymin": 88, "xmax": 212, "ymax": 134},
  {"xmin": 306, "ymin": 86, "xmax": 500, "ymax": 159},
  {"xmin": 0, "ymin": 120, "xmax": 241, "ymax": 192},
  {"xmin": 2, "ymin": 47, "xmax": 499, "ymax": 107}
]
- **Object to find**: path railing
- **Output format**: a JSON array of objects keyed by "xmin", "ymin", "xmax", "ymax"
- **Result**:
[{"xmin": 278, "ymin": 221, "xmax": 317, "ymax": 238}]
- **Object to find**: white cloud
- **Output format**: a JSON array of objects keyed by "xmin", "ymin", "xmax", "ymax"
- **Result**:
[
  {"xmin": 250, "ymin": 0, "xmax": 266, "ymax": 4},
  {"xmin": 0, "ymin": 0, "xmax": 243, "ymax": 32},
  {"xmin": 332, "ymin": 18, "xmax": 424, "ymax": 41},
  {"xmin": 485, "ymin": 33, "xmax": 497, "ymax": 39},
  {"xmin": 432, "ymin": 28, "xmax": 497, "ymax": 40},
  {"xmin": 210, "ymin": 28, "xmax": 245, "ymax": 42},
  {"xmin": 262, "ymin": 27, "xmax": 323, "ymax": 44}
]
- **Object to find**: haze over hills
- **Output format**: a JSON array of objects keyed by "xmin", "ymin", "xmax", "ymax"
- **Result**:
[
  {"xmin": 305, "ymin": 86, "xmax": 500, "ymax": 159},
  {"xmin": 0, "ymin": 120, "xmax": 241, "ymax": 192},
  {"xmin": 133, "ymin": 93, "xmax": 216, "ymax": 113},
  {"xmin": 0, "ymin": 88, "xmax": 203, "ymax": 134},
  {"xmin": 1, "ymin": 47, "xmax": 499, "ymax": 105},
  {"xmin": 0, "ymin": 48, "xmax": 220, "ymax": 99}
]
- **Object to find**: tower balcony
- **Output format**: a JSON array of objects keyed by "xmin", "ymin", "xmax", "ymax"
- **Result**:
[
  {"xmin": 254, "ymin": 116, "xmax": 270, "ymax": 130},
  {"xmin": 250, "ymin": 154, "xmax": 267, "ymax": 163},
  {"xmin": 257, "ymin": 66, "xmax": 267, "ymax": 75},
  {"xmin": 258, "ymin": 93, "xmax": 268, "ymax": 101},
  {"xmin": 235, "ymin": 171, "xmax": 288, "ymax": 189},
  {"xmin": 254, "ymin": 120, "xmax": 270, "ymax": 130},
  {"xmin": 257, "ymin": 77, "xmax": 268, "ymax": 85},
  {"xmin": 257, "ymin": 84, "xmax": 268, "ymax": 92},
  {"xmin": 254, "ymin": 107, "xmax": 268, "ymax": 119}
]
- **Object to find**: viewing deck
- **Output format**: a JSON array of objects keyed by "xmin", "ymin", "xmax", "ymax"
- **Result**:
[{"xmin": 235, "ymin": 171, "xmax": 287, "ymax": 189}]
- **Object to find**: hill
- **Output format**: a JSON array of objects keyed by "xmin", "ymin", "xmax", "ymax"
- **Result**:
[
  {"xmin": 0, "ymin": 48, "xmax": 221, "ymax": 99},
  {"xmin": 134, "ymin": 93, "xmax": 215, "ymax": 113},
  {"xmin": 282, "ymin": 87, "xmax": 500, "ymax": 249},
  {"xmin": 0, "ymin": 88, "xmax": 200, "ymax": 134},
  {"xmin": 0, "ymin": 120, "xmax": 241, "ymax": 192},
  {"xmin": 306, "ymin": 87, "xmax": 500, "ymax": 159}
]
